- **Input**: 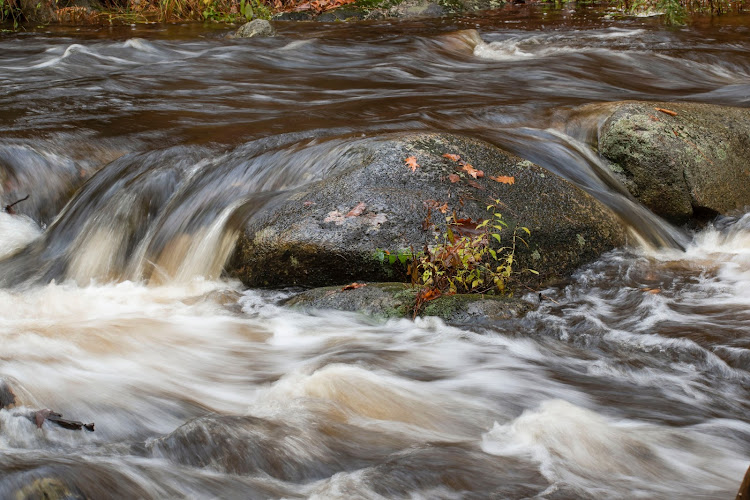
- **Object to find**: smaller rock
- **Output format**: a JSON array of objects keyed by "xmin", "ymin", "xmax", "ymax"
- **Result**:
[
  {"xmin": 316, "ymin": 7, "xmax": 368, "ymax": 21},
  {"xmin": 235, "ymin": 19, "xmax": 277, "ymax": 38},
  {"xmin": 284, "ymin": 282, "xmax": 536, "ymax": 323},
  {"xmin": 0, "ymin": 379, "xmax": 16, "ymax": 410},
  {"xmin": 272, "ymin": 11, "xmax": 314, "ymax": 21},
  {"xmin": 389, "ymin": 0, "xmax": 445, "ymax": 18}
]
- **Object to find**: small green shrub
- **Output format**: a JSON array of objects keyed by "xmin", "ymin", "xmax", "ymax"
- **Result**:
[
  {"xmin": 415, "ymin": 201, "xmax": 535, "ymax": 296},
  {"xmin": 376, "ymin": 200, "xmax": 536, "ymax": 315},
  {"xmin": 0, "ymin": 0, "xmax": 22, "ymax": 28}
]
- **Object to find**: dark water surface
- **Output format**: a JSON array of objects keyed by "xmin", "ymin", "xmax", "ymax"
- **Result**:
[{"xmin": 0, "ymin": 9, "xmax": 749, "ymax": 499}]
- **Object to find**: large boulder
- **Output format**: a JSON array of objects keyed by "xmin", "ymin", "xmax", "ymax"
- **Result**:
[
  {"xmin": 228, "ymin": 133, "xmax": 626, "ymax": 288},
  {"xmin": 593, "ymin": 101, "xmax": 750, "ymax": 224}
]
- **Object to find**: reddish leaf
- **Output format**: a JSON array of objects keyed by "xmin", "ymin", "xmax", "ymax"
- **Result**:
[
  {"xmin": 467, "ymin": 180, "xmax": 484, "ymax": 190},
  {"xmin": 490, "ymin": 175, "xmax": 515, "ymax": 185},
  {"xmin": 452, "ymin": 217, "xmax": 484, "ymax": 237},
  {"xmin": 346, "ymin": 202, "xmax": 367, "ymax": 217},
  {"xmin": 342, "ymin": 282, "xmax": 367, "ymax": 291},
  {"xmin": 303, "ymin": 201, "xmax": 315, "ymax": 207},
  {"xmin": 448, "ymin": 174, "xmax": 460, "ymax": 183},
  {"xmin": 438, "ymin": 202, "xmax": 449, "ymax": 214},
  {"xmin": 405, "ymin": 156, "xmax": 419, "ymax": 172},
  {"xmin": 442, "ymin": 153, "xmax": 461, "ymax": 162}
]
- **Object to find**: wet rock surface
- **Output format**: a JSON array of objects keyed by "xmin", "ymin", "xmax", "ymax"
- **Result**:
[
  {"xmin": 234, "ymin": 19, "xmax": 277, "ymax": 38},
  {"xmin": 0, "ymin": 379, "xmax": 17, "ymax": 410},
  {"xmin": 285, "ymin": 282, "xmax": 537, "ymax": 321},
  {"xmin": 593, "ymin": 101, "xmax": 750, "ymax": 224},
  {"xmin": 0, "ymin": 462, "xmax": 151, "ymax": 500},
  {"xmin": 229, "ymin": 132, "xmax": 626, "ymax": 289}
]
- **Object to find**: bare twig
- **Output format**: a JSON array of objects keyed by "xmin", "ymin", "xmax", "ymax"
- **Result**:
[{"xmin": 4, "ymin": 194, "xmax": 30, "ymax": 215}]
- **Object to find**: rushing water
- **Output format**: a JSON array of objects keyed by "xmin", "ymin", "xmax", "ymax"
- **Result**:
[{"xmin": 1, "ymin": 8, "xmax": 750, "ymax": 499}]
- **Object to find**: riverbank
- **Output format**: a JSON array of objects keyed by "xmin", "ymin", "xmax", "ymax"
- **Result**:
[{"xmin": 1, "ymin": 0, "xmax": 746, "ymax": 30}]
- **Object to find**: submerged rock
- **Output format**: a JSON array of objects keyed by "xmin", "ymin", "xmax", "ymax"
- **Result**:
[
  {"xmin": 229, "ymin": 132, "xmax": 626, "ymax": 289},
  {"xmin": 592, "ymin": 101, "xmax": 750, "ymax": 224},
  {"xmin": 235, "ymin": 19, "xmax": 277, "ymax": 38},
  {"xmin": 149, "ymin": 413, "xmax": 409, "ymax": 481},
  {"xmin": 0, "ymin": 379, "xmax": 17, "ymax": 410},
  {"xmin": 285, "ymin": 282, "xmax": 537, "ymax": 322},
  {"xmin": 0, "ymin": 463, "xmax": 151, "ymax": 500}
]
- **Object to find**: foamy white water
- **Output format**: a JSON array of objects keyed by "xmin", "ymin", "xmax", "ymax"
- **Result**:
[
  {"xmin": 2, "ymin": 18, "xmax": 750, "ymax": 499},
  {"xmin": 1, "ymin": 214, "xmax": 749, "ymax": 497}
]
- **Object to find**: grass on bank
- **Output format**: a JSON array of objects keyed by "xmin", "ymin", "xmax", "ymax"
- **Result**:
[{"xmin": 0, "ymin": 0, "xmax": 746, "ymax": 32}]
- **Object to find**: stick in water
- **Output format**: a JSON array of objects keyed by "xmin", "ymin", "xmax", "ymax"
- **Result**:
[{"xmin": 4, "ymin": 194, "xmax": 30, "ymax": 215}]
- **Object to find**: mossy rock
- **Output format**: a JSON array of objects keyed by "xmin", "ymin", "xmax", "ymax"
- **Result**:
[
  {"xmin": 228, "ymin": 132, "xmax": 626, "ymax": 289},
  {"xmin": 285, "ymin": 282, "xmax": 538, "ymax": 322},
  {"xmin": 589, "ymin": 101, "xmax": 750, "ymax": 224}
]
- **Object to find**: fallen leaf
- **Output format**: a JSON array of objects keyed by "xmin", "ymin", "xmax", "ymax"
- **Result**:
[
  {"xmin": 324, "ymin": 210, "xmax": 346, "ymax": 224},
  {"xmin": 462, "ymin": 164, "xmax": 483, "ymax": 179},
  {"xmin": 442, "ymin": 153, "xmax": 461, "ymax": 162},
  {"xmin": 438, "ymin": 202, "xmax": 449, "ymax": 213},
  {"xmin": 453, "ymin": 217, "xmax": 484, "ymax": 237},
  {"xmin": 467, "ymin": 180, "xmax": 484, "ymax": 190},
  {"xmin": 420, "ymin": 288, "xmax": 441, "ymax": 302},
  {"xmin": 346, "ymin": 202, "xmax": 367, "ymax": 217},
  {"xmin": 642, "ymin": 287, "xmax": 661, "ymax": 294},
  {"xmin": 490, "ymin": 175, "xmax": 515, "ymax": 185},
  {"xmin": 448, "ymin": 174, "xmax": 460, "ymax": 183},
  {"xmin": 655, "ymin": 107, "xmax": 677, "ymax": 117},
  {"xmin": 405, "ymin": 156, "xmax": 419, "ymax": 172},
  {"xmin": 303, "ymin": 201, "xmax": 315, "ymax": 207},
  {"xmin": 342, "ymin": 283, "xmax": 367, "ymax": 291}
]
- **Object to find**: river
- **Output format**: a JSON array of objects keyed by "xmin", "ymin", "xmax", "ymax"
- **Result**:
[{"xmin": 0, "ymin": 8, "xmax": 749, "ymax": 499}]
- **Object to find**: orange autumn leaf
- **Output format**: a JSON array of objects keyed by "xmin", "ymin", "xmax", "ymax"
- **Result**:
[
  {"xmin": 417, "ymin": 288, "xmax": 441, "ymax": 302},
  {"xmin": 490, "ymin": 175, "xmax": 515, "ymax": 185},
  {"xmin": 448, "ymin": 174, "xmax": 460, "ymax": 183},
  {"xmin": 405, "ymin": 156, "xmax": 419, "ymax": 172},
  {"xmin": 462, "ymin": 163, "xmax": 483, "ymax": 179},
  {"xmin": 438, "ymin": 202, "xmax": 449, "ymax": 213},
  {"xmin": 342, "ymin": 282, "xmax": 367, "ymax": 291},
  {"xmin": 442, "ymin": 153, "xmax": 461, "ymax": 162},
  {"xmin": 655, "ymin": 107, "xmax": 677, "ymax": 117}
]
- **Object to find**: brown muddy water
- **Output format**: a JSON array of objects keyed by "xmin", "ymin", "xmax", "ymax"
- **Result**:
[{"xmin": 0, "ymin": 8, "xmax": 749, "ymax": 499}]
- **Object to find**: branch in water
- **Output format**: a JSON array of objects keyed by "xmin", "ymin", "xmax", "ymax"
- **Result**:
[{"xmin": 3, "ymin": 194, "xmax": 30, "ymax": 215}]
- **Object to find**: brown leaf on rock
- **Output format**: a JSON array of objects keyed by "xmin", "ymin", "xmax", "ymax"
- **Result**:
[
  {"xmin": 346, "ymin": 202, "xmax": 367, "ymax": 217},
  {"xmin": 462, "ymin": 164, "xmax": 483, "ymax": 179},
  {"xmin": 452, "ymin": 217, "xmax": 485, "ymax": 237},
  {"xmin": 442, "ymin": 153, "xmax": 461, "ymax": 162},
  {"xmin": 467, "ymin": 180, "xmax": 484, "ymax": 190},
  {"xmin": 448, "ymin": 174, "xmax": 460, "ymax": 183},
  {"xmin": 490, "ymin": 175, "xmax": 515, "ymax": 185},
  {"xmin": 438, "ymin": 202, "xmax": 449, "ymax": 213},
  {"xmin": 405, "ymin": 156, "xmax": 419, "ymax": 172},
  {"xmin": 342, "ymin": 283, "xmax": 367, "ymax": 291}
]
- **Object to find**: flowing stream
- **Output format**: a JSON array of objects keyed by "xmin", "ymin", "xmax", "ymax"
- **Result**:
[{"xmin": 1, "ymin": 9, "xmax": 749, "ymax": 499}]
